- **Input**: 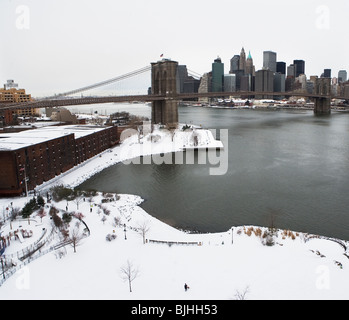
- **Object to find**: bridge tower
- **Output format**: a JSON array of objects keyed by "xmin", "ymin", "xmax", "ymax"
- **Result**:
[
  {"xmin": 314, "ymin": 77, "xmax": 331, "ymax": 115},
  {"xmin": 151, "ymin": 59, "xmax": 178, "ymax": 127}
]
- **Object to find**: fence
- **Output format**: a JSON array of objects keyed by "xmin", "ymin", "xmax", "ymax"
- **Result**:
[
  {"xmin": 0, "ymin": 216, "xmax": 91, "ymax": 287},
  {"xmin": 147, "ymin": 239, "xmax": 202, "ymax": 246}
]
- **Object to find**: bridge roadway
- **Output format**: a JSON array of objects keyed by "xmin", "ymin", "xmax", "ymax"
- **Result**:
[{"xmin": 0, "ymin": 91, "xmax": 347, "ymax": 111}]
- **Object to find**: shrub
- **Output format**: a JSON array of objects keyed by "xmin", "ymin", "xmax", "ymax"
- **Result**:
[
  {"xmin": 22, "ymin": 198, "xmax": 39, "ymax": 218},
  {"xmin": 106, "ymin": 234, "xmax": 117, "ymax": 242},
  {"xmin": 62, "ymin": 213, "xmax": 72, "ymax": 224},
  {"xmin": 52, "ymin": 214, "xmax": 63, "ymax": 229},
  {"xmin": 50, "ymin": 185, "xmax": 75, "ymax": 202},
  {"xmin": 49, "ymin": 206, "xmax": 59, "ymax": 216},
  {"xmin": 37, "ymin": 195, "xmax": 45, "ymax": 207}
]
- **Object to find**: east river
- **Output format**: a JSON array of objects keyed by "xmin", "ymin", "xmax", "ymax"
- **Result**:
[{"xmin": 76, "ymin": 104, "xmax": 349, "ymax": 240}]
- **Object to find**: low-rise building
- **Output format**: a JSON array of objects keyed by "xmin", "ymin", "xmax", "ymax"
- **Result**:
[{"xmin": 0, "ymin": 125, "xmax": 122, "ymax": 197}]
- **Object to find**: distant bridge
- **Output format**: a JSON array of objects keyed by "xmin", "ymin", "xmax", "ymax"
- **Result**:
[
  {"xmin": 1, "ymin": 91, "xmax": 346, "ymax": 112},
  {"xmin": 1, "ymin": 60, "xmax": 348, "ymax": 118}
]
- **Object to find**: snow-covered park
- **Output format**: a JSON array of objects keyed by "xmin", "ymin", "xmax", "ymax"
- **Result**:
[{"xmin": 0, "ymin": 125, "xmax": 348, "ymax": 300}]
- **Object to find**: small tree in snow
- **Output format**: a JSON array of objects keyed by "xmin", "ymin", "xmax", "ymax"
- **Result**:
[
  {"xmin": 70, "ymin": 222, "xmax": 84, "ymax": 253},
  {"xmin": 101, "ymin": 215, "xmax": 107, "ymax": 224},
  {"xmin": 235, "ymin": 286, "xmax": 250, "ymax": 300},
  {"xmin": 73, "ymin": 195, "xmax": 83, "ymax": 210},
  {"xmin": 37, "ymin": 207, "xmax": 46, "ymax": 222},
  {"xmin": 137, "ymin": 220, "xmax": 151, "ymax": 244},
  {"xmin": 120, "ymin": 260, "xmax": 139, "ymax": 293}
]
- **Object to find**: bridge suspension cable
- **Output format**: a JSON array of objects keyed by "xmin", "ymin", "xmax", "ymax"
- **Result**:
[
  {"xmin": 187, "ymin": 69, "xmax": 203, "ymax": 80},
  {"xmin": 46, "ymin": 65, "xmax": 151, "ymax": 100}
]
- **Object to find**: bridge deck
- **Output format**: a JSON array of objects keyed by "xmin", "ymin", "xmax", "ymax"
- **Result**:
[{"xmin": 0, "ymin": 91, "xmax": 347, "ymax": 111}]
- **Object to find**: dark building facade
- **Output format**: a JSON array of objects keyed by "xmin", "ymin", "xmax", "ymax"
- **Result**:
[
  {"xmin": 211, "ymin": 57, "xmax": 224, "ymax": 92},
  {"xmin": 323, "ymin": 69, "xmax": 332, "ymax": 78},
  {"xmin": 0, "ymin": 125, "xmax": 121, "ymax": 197},
  {"xmin": 277, "ymin": 62, "xmax": 286, "ymax": 75},
  {"xmin": 255, "ymin": 69, "xmax": 274, "ymax": 99},
  {"xmin": 293, "ymin": 60, "xmax": 305, "ymax": 77},
  {"xmin": 230, "ymin": 55, "xmax": 240, "ymax": 74}
]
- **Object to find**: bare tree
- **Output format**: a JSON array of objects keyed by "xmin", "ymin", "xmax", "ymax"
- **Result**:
[
  {"xmin": 36, "ymin": 207, "xmax": 46, "ymax": 222},
  {"xmin": 137, "ymin": 220, "xmax": 151, "ymax": 244},
  {"xmin": 101, "ymin": 215, "xmax": 107, "ymax": 224},
  {"xmin": 235, "ymin": 286, "xmax": 250, "ymax": 300},
  {"xmin": 120, "ymin": 260, "xmax": 139, "ymax": 293},
  {"xmin": 73, "ymin": 195, "xmax": 83, "ymax": 210},
  {"xmin": 10, "ymin": 207, "xmax": 21, "ymax": 221},
  {"xmin": 70, "ymin": 222, "xmax": 84, "ymax": 253},
  {"xmin": 112, "ymin": 216, "xmax": 121, "ymax": 228}
]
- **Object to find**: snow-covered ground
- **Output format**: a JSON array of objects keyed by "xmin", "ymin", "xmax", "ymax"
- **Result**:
[
  {"xmin": 32, "ymin": 124, "xmax": 224, "ymax": 192},
  {"xmin": 0, "ymin": 126, "xmax": 348, "ymax": 300}
]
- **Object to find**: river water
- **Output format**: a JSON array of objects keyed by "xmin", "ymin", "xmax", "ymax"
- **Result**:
[{"xmin": 77, "ymin": 104, "xmax": 349, "ymax": 240}]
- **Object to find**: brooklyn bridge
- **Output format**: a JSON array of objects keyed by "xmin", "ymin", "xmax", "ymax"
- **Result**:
[{"xmin": 1, "ymin": 59, "xmax": 348, "ymax": 124}]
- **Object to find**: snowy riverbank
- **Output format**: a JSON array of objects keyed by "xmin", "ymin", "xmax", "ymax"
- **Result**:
[
  {"xmin": 33, "ymin": 124, "xmax": 224, "ymax": 193},
  {"xmin": 0, "ymin": 125, "xmax": 348, "ymax": 300}
]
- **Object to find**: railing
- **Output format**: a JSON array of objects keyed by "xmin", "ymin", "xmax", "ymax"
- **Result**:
[
  {"xmin": 147, "ymin": 239, "xmax": 202, "ymax": 246},
  {"xmin": 0, "ymin": 215, "xmax": 90, "ymax": 287}
]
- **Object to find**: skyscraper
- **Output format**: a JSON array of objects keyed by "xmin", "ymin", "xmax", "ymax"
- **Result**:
[
  {"xmin": 287, "ymin": 64, "xmax": 296, "ymax": 78},
  {"xmin": 338, "ymin": 70, "xmax": 347, "ymax": 83},
  {"xmin": 255, "ymin": 69, "xmax": 274, "ymax": 99},
  {"xmin": 263, "ymin": 51, "xmax": 277, "ymax": 73},
  {"xmin": 212, "ymin": 57, "xmax": 224, "ymax": 92},
  {"xmin": 293, "ymin": 60, "xmax": 305, "ymax": 77},
  {"xmin": 245, "ymin": 51, "xmax": 255, "ymax": 76},
  {"xmin": 276, "ymin": 62, "xmax": 286, "ymax": 75},
  {"xmin": 239, "ymin": 48, "xmax": 246, "ymax": 73},
  {"xmin": 323, "ymin": 69, "xmax": 332, "ymax": 78},
  {"xmin": 230, "ymin": 55, "xmax": 240, "ymax": 74},
  {"xmin": 224, "ymin": 74, "xmax": 236, "ymax": 92}
]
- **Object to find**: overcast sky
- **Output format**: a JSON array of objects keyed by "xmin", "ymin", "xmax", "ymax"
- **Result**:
[{"xmin": 0, "ymin": 0, "xmax": 348, "ymax": 97}]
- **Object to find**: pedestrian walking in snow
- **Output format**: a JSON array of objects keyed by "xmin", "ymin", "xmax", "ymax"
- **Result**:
[{"xmin": 184, "ymin": 283, "xmax": 189, "ymax": 291}]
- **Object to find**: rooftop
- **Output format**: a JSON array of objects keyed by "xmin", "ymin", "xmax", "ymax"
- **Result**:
[{"xmin": 0, "ymin": 125, "xmax": 110, "ymax": 151}]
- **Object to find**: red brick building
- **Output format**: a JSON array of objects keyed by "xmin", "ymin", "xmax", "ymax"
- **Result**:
[{"xmin": 0, "ymin": 125, "xmax": 121, "ymax": 197}]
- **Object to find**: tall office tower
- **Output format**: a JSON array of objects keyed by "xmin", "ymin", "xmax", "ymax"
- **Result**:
[
  {"xmin": 230, "ymin": 55, "xmax": 240, "ymax": 74},
  {"xmin": 277, "ymin": 62, "xmax": 286, "ymax": 75},
  {"xmin": 212, "ymin": 57, "xmax": 224, "ymax": 92},
  {"xmin": 293, "ymin": 60, "xmax": 305, "ymax": 77},
  {"xmin": 245, "ymin": 51, "xmax": 255, "ymax": 76},
  {"xmin": 263, "ymin": 51, "xmax": 277, "ymax": 73},
  {"xmin": 176, "ymin": 65, "xmax": 189, "ymax": 93},
  {"xmin": 240, "ymin": 74, "xmax": 254, "ymax": 93},
  {"xmin": 274, "ymin": 73, "xmax": 286, "ymax": 93},
  {"xmin": 323, "ymin": 69, "xmax": 332, "ymax": 78},
  {"xmin": 224, "ymin": 74, "xmax": 236, "ymax": 92},
  {"xmin": 338, "ymin": 70, "xmax": 347, "ymax": 83},
  {"xmin": 239, "ymin": 47, "xmax": 246, "ymax": 73},
  {"xmin": 176, "ymin": 65, "xmax": 200, "ymax": 94},
  {"xmin": 198, "ymin": 72, "xmax": 212, "ymax": 103},
  {"xmin": 287, "ymin": 64, "xmax": 296, "ymax": 78},
  {"xmin": 255, "ymin": 69, "xmax": 274, "ymax": 99}
]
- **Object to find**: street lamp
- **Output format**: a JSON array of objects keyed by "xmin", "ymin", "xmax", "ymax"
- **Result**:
[{"xmin": 124, "ymin": 224, "xmax": 127, "ymax": 240}]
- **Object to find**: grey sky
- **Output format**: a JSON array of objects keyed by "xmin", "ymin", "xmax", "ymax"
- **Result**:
[{"xmin": 0, "ymin": 0, "xmax": 348, "ymax": 97}]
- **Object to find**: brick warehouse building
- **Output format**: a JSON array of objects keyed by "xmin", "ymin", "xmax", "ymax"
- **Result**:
[{"xmin": 0, "ymin": 125, "xmax": 122, "ymax": 197}]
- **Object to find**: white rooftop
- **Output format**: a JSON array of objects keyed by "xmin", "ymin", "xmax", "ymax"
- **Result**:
[{"xmin": 0, "ymin": 125, "xmax": 109, "ymax": 151}]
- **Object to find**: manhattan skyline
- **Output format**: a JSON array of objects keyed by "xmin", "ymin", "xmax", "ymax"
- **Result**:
[{"xmin": 0, "ymin": 0, "xmax": 348, "ymax": 97}]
